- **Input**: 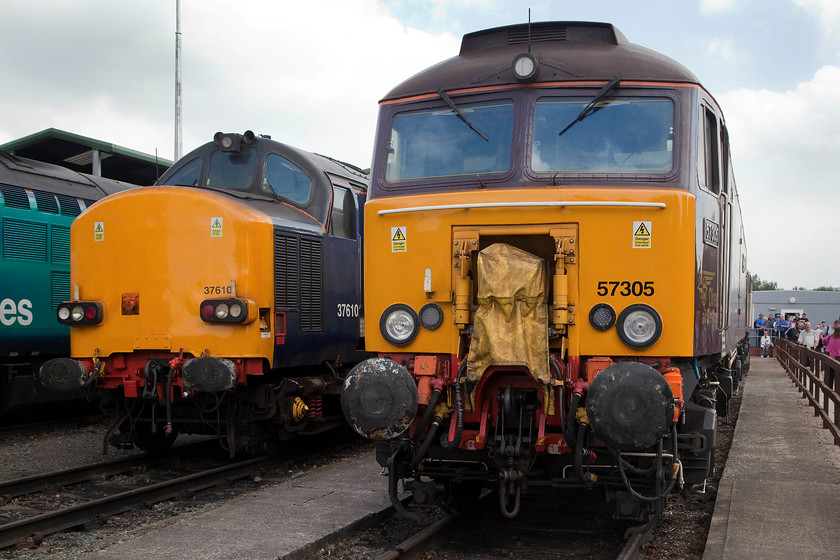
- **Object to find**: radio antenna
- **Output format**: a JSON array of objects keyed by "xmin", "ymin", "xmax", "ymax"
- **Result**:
[{"xmin": 527, "ymin": 8, "xmax": 532, "ymax": 53}]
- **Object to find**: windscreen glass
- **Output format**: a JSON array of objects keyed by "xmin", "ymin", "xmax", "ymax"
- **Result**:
[
  {"xmin": 264, "ymin": 153, "xmax": 311, "ymax": 204},
  {"xmin": 163, "ymin": 157, "xmax": 201, "ymax": 186},
  {"xmin": 386, "ymin": 100, "xmax": 514, "ymax": 183},
  {"xmin": 532, "ymin": 97, "xmax": 674, "ymax": 174},
  {"xmin": 207, "ymin": 148, "xmax": 257, "ymax": 191}
]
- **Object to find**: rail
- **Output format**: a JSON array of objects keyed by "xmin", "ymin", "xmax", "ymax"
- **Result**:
[
  {"xmin": 776, "ymin": 338, "xmax": 840, "ymax": 447},
  {"xmin": 0, "ymin": 455, "xmax": 270, "ymax": 549}
]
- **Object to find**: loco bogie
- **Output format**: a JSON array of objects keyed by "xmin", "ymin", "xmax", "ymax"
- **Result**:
[{"xmin": 100, "ymin": 362, "xmax": 347, "ymax": 454}]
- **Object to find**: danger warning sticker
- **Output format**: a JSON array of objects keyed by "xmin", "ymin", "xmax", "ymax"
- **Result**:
[
  {"xmin": 391, "ymin": 226, "xmax": 407, "ymax": 252},
  {"xmin": 633, "ymin": 221, "xmax": 652, "ymax": 249},
  {"xmin": 211, "ymin": 217, "xmax": 223, "ymax": 238},
  {"xmin": 94, "ymin": 222, "xmax": 104, "ymax": 242}
]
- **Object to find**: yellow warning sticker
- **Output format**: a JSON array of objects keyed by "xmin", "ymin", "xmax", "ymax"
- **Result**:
[
  {"xmin": 94, "ymin": 221, "xmax": 104, "ymax": 242},
  {"xmin": 211, "ymin": 217, "xmax": 223, "ymax": 238},
  {"xmin": 391, "ymin": 226, "xmax": 407, "ymax": 252},
  {"xmin": 633, "ymin": 221, "xmax": 652, "ymax": 249}
]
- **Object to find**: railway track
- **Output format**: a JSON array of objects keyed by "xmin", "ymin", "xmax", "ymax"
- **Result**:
[
  {"xmin": 313, "ymin": 488, "xmax": 643, "ymax": 560},
  {"xmin": 0, "ymin": 444, "xmax": 270, "ymax": 550},
  {"xmin": 369, "ymin": 510, "xmax": 647, "ymax": 560},
  {"xmin": 0, "ymin": 413, "xmax": 102, "ymax": 439},
  {"xmin": 368, "ymin": 504, "xmax": 648, "ymax": 560}
]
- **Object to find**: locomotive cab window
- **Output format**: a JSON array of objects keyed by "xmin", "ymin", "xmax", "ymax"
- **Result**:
[
  {"xmin": 330, "ymin": 186, "xmax": 355, "ymax": 239},
  {"xmin": 207, "ymin": 147, "xmax": 257, "ymax": 191},
  {"xmin": 699, "ymin": 106, "xmax": 720, "ymax": 193},
  {"xmin": 164, "ymin": 157, "xmax": 201, "ymax": 187},
  {"xmin": 385, "ymin": 99, "xmax": 514, "ymax": 183},
  {"xmin": 532, "ymin": 97, "xmax": 674, "ymax": 174},
  {"xmin": 264, "ymin": 154, "xmax": 311, "ymax": 204}
]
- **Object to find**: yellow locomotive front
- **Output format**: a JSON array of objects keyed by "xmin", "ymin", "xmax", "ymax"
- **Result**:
[
  {"xmin": 40, "ymin": 132, "xmax": 369, "ymax": 454},
  {"xmin": 65, "ymin": 186, "xmax": 275, "ymax": 385},
  {"xmin": 343, "ymin": 22, "xmax": 748, "ymax": 522}
]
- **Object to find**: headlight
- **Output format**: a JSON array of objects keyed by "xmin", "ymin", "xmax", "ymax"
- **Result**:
[
  {"xmin": 380, "ymin": 304, "xmax": 419, "ymax": 346},
  {"xmin": 617, "ymin": 304, "xmax": 662, "ymax": 349},
  {"xmin": 589, "ymin": 303, "xmax": 616, "ymax": 331},
  {"xmin": 214, "ymin": 303, "xmax": 230, "ymax": 319},
  {"xmin": 512, "ymin": 52, "xmax": 539, "ymax": 81}
]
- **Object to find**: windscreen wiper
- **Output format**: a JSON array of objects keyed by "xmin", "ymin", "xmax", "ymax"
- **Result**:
[
  {"xmin": 558, "ymin": 76, "xmax": 620, "ymax": 138},
  {"xmin": 437, "ymin": 88, "xmax": 489, "ymax": 142},
  {"xmin": 199, "ymin": 185, "xmax": 274, "ymax": 202}
]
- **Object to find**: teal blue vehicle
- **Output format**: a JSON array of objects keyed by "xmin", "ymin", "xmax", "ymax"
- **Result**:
[{"xmin": 0, "ymin": 151, "xmax": 133, "ymax": 415}]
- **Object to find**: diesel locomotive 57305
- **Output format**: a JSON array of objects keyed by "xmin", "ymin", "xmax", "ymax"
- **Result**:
[
  {"xmin": 41, "ymin": 132, "xmax": 368, "ymax": 454},
  {"xmin": 341, "ymin": 22, "xmax": 750, "ymax": 522}
]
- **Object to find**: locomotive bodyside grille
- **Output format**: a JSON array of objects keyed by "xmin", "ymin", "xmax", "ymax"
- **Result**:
[
  {"xmin": 56, "ymin": 194, "xmax": 83, "ymax": 217},
  {"xmin": 3, "ymin": 218, "xmax": 47, "ymax": 261},
  {"xmin": 300, "ymin": 237, "xmax": 323, "ymax": 331},
  {"xmin": 51, "ymin": 225, "xmax": 70, "ymax": 264},
  {"xmin": 274, "ymin": 232, "xmax": 299, "ymax": 308},
  {"xmin": 273, "ymin": 230, "xmax": 323, "ymax": 331},
  {"xmin": 507, "ymin": 27, "xmax": 567, "ymax": 44},
  {"xmin": 0, "ymin": 184, "xmax": 30, "ymax": 210},
  {"xmin": 34, "ymin": 191, "xmax": 59, "ymax": 214},
  {"xmin": 51, "ymin": 270, "xmax": 70, "ymax": 308}
]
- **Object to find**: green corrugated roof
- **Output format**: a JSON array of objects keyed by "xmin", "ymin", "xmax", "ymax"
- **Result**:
[{"xmin": 0, "ymin": 128, "xmax": 173, "ymax": 185}]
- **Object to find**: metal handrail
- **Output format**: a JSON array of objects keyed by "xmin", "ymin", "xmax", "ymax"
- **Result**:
[
  {"xmin": 776, "ymin": 338, "xmax": 840, "ymax": 447},
  {"xmin": 747, "ymin": 327, "xmax": 784, "ymax": 348}
]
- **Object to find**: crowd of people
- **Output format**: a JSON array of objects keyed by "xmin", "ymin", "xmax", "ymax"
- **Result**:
[{"xmin": 755, "ymin": 312, "xmax": 840, "ymax": 362}]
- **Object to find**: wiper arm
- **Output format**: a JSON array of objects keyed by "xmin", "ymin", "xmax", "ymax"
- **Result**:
[
  {"xmin": 199, "ymin": 185, "xmax": 274, "ymax": 202},
  {"xmin": 558, "ymin": 76, "xmax": 620, "ymax": 137},
  {"xmin": 437, "ymin": 88, "xmax": 489, "ymax": 142}
]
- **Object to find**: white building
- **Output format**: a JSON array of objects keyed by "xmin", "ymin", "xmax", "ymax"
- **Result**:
[{"xmin": 753, "ymin": 290, "xmax": 840, "ymax": 326}]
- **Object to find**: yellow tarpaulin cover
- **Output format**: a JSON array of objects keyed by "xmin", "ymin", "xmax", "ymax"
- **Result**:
[{"xmin": 466, "ymin": 243, "xmax": 549, "ymax": 384}]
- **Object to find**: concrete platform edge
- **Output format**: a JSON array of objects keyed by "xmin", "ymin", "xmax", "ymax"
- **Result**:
[
  {"xmin": 701, "ymin": 478, "xmax": 732, "ymax": 560},
  {"xmin": 279, "ymin": 501, "xmax": 397, "ymax": 560}
]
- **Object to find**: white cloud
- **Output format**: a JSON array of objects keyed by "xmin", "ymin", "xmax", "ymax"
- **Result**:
[
  {"xmin": 0, "ymin": 0, "xmax": 460, "ymax": 168},
  {"xmin": 794, "ymin": 0, "xmax": 840, "ymax": 25},
  {"xmin": 719, "ymin": 65, "xmax": 840, "ymax": 288}
]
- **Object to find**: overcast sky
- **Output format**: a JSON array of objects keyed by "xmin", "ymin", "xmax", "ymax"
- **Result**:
[{"xmin": 1, "ymin": 0, "xmax": 837, "ymax": 290}]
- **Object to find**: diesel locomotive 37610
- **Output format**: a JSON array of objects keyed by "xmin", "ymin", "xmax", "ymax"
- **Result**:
[
  {"xmin": 341, "ymin": 22, "xmax": 750, "ymax": 523},
  {"xmin": 40, "ymin": 132, "xmax": 369, "ymax": 454}
]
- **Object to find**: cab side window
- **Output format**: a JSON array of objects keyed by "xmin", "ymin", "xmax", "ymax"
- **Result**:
[
  {"xmin": 264, "ymin": 154, "xmax": 311, "ymax": 204},
  {"xmin": 330, "ymin": 186, "xmax": 355, "ymax": 239},
  {"xmin": 698, "ymin": 106, "xmax": 720, "ymax": 193}
]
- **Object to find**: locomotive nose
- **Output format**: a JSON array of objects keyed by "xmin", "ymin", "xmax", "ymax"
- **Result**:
[
  {"xmin": 585, "ymin": 361, "xmax": 675, "ymax": 451},
  {"xmin": 341, "ymin": 357, "xmax": 418, "ymax": 440}
]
